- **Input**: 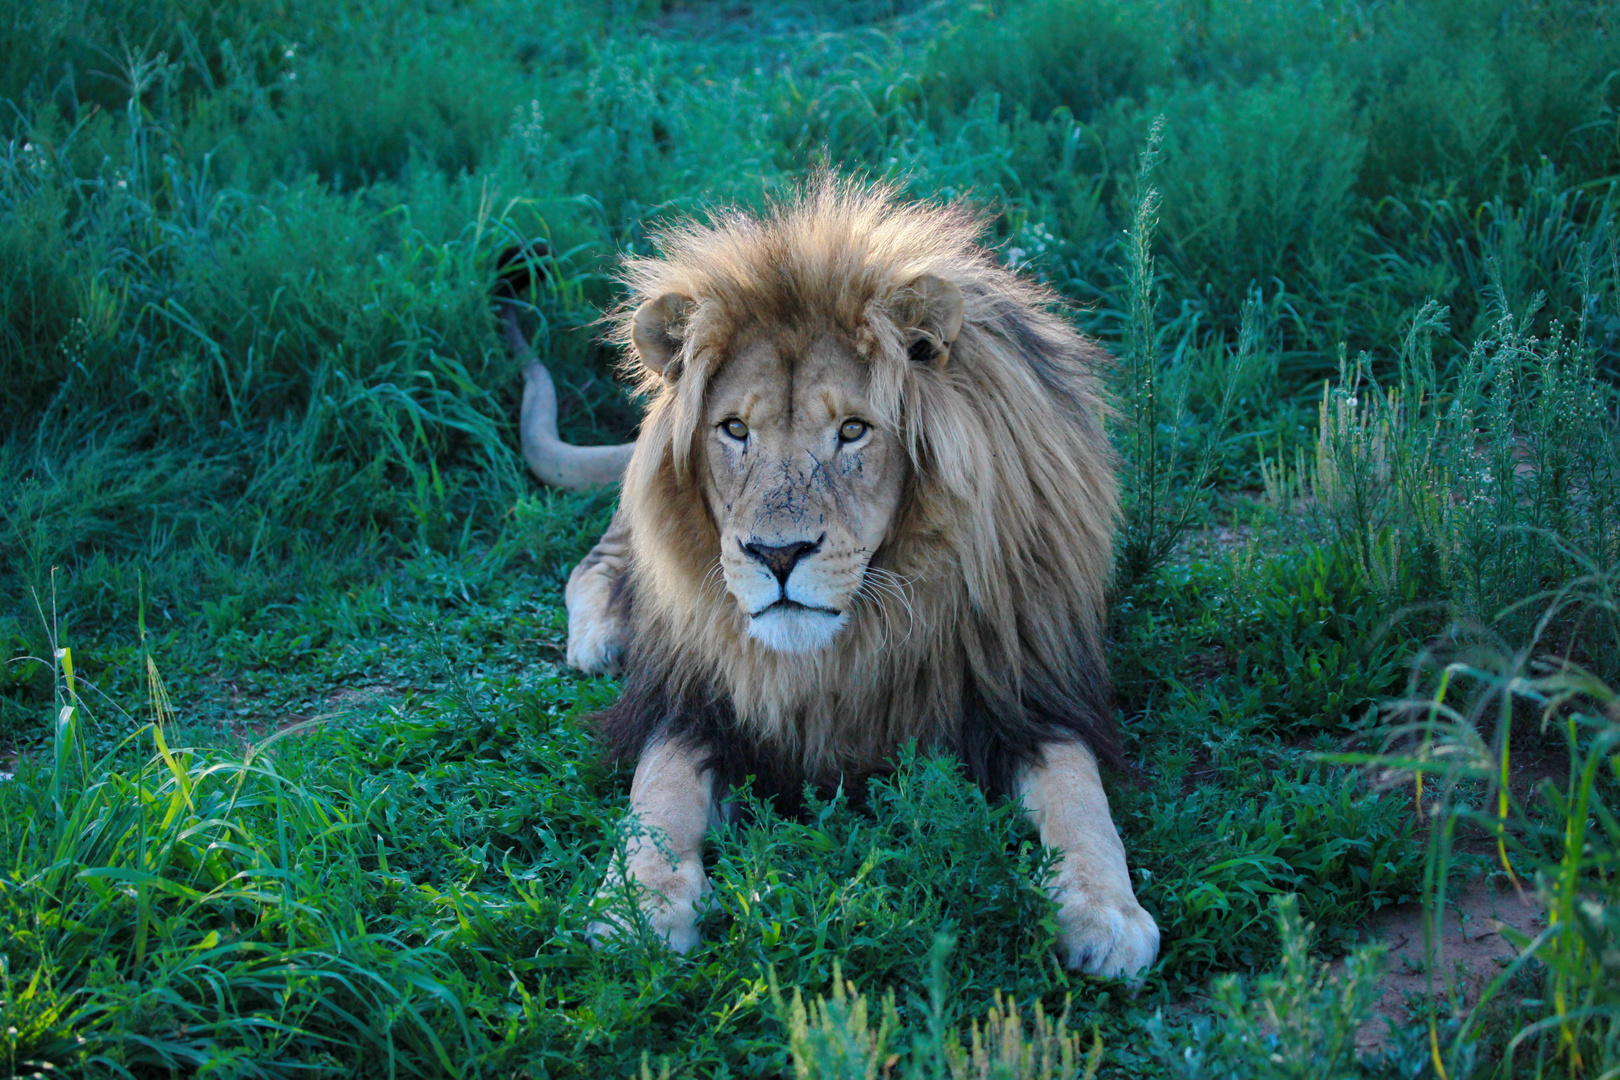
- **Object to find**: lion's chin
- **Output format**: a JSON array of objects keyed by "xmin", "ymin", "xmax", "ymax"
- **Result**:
[{"xmin": 745, "ymin": 606, "xmax": 848, "ymax": 654}]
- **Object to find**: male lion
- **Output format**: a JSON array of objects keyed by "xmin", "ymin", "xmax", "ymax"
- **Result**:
[{"xmin": 502, "ymin": 180, "xmax": 1160, "ymax": 976}]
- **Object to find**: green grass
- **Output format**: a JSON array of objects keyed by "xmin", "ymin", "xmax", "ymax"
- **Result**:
[{"xmin": 3, "ymin": 0, "xmax": 1619, "ymax": 1075}]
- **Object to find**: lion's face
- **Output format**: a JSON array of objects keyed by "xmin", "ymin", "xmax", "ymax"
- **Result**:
[
  {"xmin": 627, "ymin": 273, "xmax": 965, "ymax": 656},
  {"xmin": 696, "ymin": 333, "xmax": 905, "ymax": 653}
]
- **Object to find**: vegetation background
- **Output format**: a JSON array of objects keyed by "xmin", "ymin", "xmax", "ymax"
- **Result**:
[{"xmin": 1, "ymin": 0, "xmax": 1617, "ymax": 1076}]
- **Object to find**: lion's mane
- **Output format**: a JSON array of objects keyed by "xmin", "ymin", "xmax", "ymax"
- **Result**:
[{"xmin": 598, "ymin": 178, "xmax": 1120, "ymax": 810}]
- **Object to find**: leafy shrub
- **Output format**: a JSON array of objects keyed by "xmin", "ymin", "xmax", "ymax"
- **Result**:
[
  {"xmin": 1137, "ymin": 763, "xmax": 1421, "ymax": 977},
  {"xmin": 1147, "ymin": 895, "xmax": 1386, "ymax": 1080},
  {"xmin": 1267, "ymin": 288, "xmax": 1620, "ymax": 670},
  {"xmin": 925, "ymin": 0, "xmax": 1173, "ymax": 122},
  {"xmin": 1355, "ymin": 0, "xmax": 1619, "ymax": 196},
  {"xmin": 1228, "ymin": 544, "xmax": 1415, "ymax": 731},
  {"xmin": 1146, "ymin": 70, "xmax": 1365, "ymax": 320}
]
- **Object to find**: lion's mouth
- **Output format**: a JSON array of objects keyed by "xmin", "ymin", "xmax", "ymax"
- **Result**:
[
  {"xmin": 752, "ymin": 598, "xmax": 843, "ymax": 619},
  {"xmin": 745, "ymin": 595, "xmax": 851, "ymax": 653}
]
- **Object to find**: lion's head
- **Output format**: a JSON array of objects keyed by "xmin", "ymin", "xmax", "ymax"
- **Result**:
[
  {"xmin": 604, "ymin": 178, "xmax": 1119, "ymax": 793},
  {"xmin": 625, "ymin": 268, "xmax": 964, "ymax": 654}
]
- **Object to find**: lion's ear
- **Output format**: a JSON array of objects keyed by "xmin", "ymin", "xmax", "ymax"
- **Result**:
[
  {"xmin": 631, "ymin": 292, "xmax": 692, "ymax": 376},
  {"xmin": 896, "ymin": 274, "xmax": 964, "ymax": 368}
]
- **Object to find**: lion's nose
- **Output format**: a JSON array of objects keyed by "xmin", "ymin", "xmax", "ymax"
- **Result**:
[{"xmin": 741, "ymin": 536, "xmax": 823, "ymax": 587}]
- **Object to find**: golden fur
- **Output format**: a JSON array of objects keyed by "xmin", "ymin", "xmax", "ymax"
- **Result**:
[{"xmin": 598, "ymin": 177, "xmax": 1120, "ymax": 793}]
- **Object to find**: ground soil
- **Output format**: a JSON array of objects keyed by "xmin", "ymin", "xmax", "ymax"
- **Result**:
[{"xmin": 1355, "ymin": 881, "xmax": 1543, "ymax": 1054}]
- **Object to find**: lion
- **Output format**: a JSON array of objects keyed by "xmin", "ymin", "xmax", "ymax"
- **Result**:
[{"xmin": 500, "ymin": 179, "xmax": 1160, "ymax": 976}]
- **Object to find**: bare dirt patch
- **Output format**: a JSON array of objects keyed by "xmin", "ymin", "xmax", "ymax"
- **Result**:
[{"xmin": 1355, "ymin": 881, "xmax": 1542, "ymax": 1054}]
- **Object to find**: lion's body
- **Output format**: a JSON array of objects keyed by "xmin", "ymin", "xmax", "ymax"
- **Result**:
[
  {"xmin": 543, "ymin": 179, "xmax": 1158, "ymax": 975},
  {"xmin": 591, "ymin": 181, "xmax": 1120, "ymax": 804}
]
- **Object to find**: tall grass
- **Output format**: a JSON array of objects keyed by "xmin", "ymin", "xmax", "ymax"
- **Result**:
[
  {"xmin": 1359, "ymin": 579, "xmax": 1620, "ymax": 1077},
  {"xmin": 1115, "ymin": 118, "xmax": 1262, "ymax": 584},
  {"xmin": 1265, "ymin": 259, "xmax": 1620, "ymax": 670},
  {"xmin": 0, "ymin": 618, "xmax": 473, "ymax": 1075}
]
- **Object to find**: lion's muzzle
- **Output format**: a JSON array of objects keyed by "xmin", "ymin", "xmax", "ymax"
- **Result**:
[{"xmin": 729, "ymin": 532, "xmax": 852, "ymax": 653}]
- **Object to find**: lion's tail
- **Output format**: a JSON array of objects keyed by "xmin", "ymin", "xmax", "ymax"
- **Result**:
[{"xmin": 497, "ymin": 246, "xmax": 635, "ymax": 490}]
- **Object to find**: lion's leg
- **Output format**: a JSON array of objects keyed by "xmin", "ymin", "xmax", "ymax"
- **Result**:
[
  {"xmin": 1017, "ymin": 741, "xmax": 1160, "ymax": 977},
  {"xmin": 589, "ymin": 737, "xmax": 718, "ymax": 953},
  {"xmin": 565, "ymin": 510, "xmax": 632, "ymax": 675}
]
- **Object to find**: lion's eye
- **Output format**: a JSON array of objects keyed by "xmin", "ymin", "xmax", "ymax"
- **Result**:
[
  {"xmin": 838, "ymin": 419, "xmax": 869, "ymax": 443},
  {"xmin": 722, "ymin": 418, "xmax": 749, "ymax": 441}
]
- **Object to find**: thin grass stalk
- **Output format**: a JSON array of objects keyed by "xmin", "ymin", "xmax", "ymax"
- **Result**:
[{"xmin": 1120, "ymin": 117, "xmax": 1164, "ymax": 582}]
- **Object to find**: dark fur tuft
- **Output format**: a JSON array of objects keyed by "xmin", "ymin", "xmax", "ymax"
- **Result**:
[{"xmin": 494, "ymin": 241, "xmax": 550, "ymax": 301}]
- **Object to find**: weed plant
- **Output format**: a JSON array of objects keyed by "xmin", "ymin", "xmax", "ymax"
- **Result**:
[
  {"xmin": 773, "ymin": 951, "xmax": 1106, "ymax": 1080},
  {"xmin": 1115, "ymin": 117, "xmax": 1262, "ymax": 585},
  {"xmin": 1266, "ymin": 270, "xmax": 1620, "ymax": 672},
  {"xmin": 1146, "ymin": 895, "xmax": 1387, "ymax": 1080}
]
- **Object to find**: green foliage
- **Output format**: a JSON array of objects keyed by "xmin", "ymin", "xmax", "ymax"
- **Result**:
[
  {"xmin": 1115, "ymin": 120, "xmax": 1262, "ymax": 585},
  {"xmin": 4, "ymin": 0, "xmax": 1620, "ymax": 1074},
  {"xmin": 1231, "ymin": 544, "xmax": 1414, "ymax": 731},
  {"xmin": 1267, "ymin": 280, "xmax": 1620, "ymax": 670},
  {"xmin": 1149, "ymin": 70, "xmax": 1366, "ymax": 318},
  {"xmin": 776, "ymin": 960, "xmax": 1104, "ymax": 1080},
  {"xmin": 925, "ymin": 0, "xmax": 1174, "ymax": 122},
  {"xmin": 1363, "ymin": 586, "xmax": 1620, "ymax": 1077},
  {"xmin": 1353, "ymin": 0, "xmax": 1619, "ymax": 197},
  {"xmin": 0, "ymin": 648, "xmax": 475, "ymax": 1075},
  {"xmin": 0, "ymin": 521, "xmax": 1442, "ymax": 1076},
  {"xmin": 1137, "ymin": 761, "xmax": 1421, "ymax": 977},
  {"xmin": 1147, "ymin": 895, "xmax": 1387, "ymax": 1080}
]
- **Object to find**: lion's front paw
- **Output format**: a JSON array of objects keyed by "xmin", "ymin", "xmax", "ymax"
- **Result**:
[
  {"xmin": 566, "ymin": 616, "xmax": 628, "ymax": 676},
  {"xmin": 1053, "ymin": 886, "xmax": 1160, "ymax": 978},
  {"xmin": 588, "ymin": 859, "xmax": 709, "ymax": 953}
]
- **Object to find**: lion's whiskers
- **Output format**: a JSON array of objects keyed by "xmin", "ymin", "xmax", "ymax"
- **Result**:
[
  {"xmin": 855, "ymin": 565, "xmax": 917, "ymax": 648},
  {"xmin": 700, "ymin": 558, "xmax": 726, "ymax": 597},
  {"xmin": 852, "ymin": 579, "xmax": 893, "ymax": 653}
]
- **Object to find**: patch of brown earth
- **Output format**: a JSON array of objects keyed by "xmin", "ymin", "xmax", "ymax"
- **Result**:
[{"xmin": 1354, "ymin": 881, "xmax": 1543, "ymax": 1054}]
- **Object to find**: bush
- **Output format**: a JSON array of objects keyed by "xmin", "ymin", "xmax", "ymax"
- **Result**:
[
  {"xmin": 1147, "ymin": 895, "xmax": 1386, "ymax": 1080},
  {"xmin": 1266, "ymin": 287, "xmax": 1620, "ymax": 670},
  {"xmin": 1355, "ymin": 0, "xmax": 1619, "ymax": 197},
  {"xmin": 925, "ymin": 0, "xmax": 1173, "ymax": 122},
  {"xmin": 1147, "ymin": 70, "xmax": 1365, "ymax": 321}
]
